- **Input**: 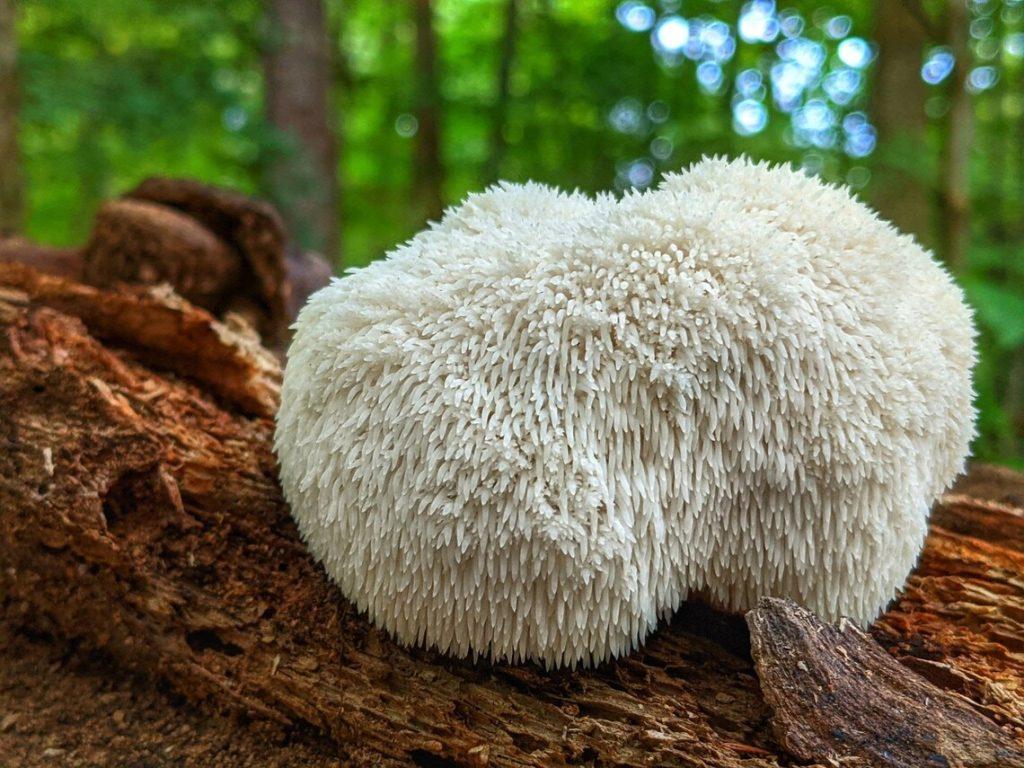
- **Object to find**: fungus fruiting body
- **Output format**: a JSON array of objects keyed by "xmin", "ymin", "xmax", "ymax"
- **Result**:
[{"xmin": 275, "ymin": 157, "xmax": 976, "ymax": 668}]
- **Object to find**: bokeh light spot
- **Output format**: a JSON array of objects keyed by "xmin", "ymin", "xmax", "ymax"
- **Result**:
[
  {"xmin": 968, "ymin": 66, "xmax": 999, "ymax": 92},
  {"xmin": 616, "ymin": 2, "xmax": 656, "ymax": 33},
  {"xmin": 922, "ymin": 48, "xmax": 955, "ymax": 85},
  {"xmin": 394, "ymin": 113, "xmax": 418, "ymax": 137},
  {"xmin": 653, "ymin": 16, "xmax": 690, "ymax": 53},
  {"xmin": 739, "ymin": 1, "xmax": 779, "ymax": 43},
  {"xmin": 733, "ymin": 99, "xmax": 768, "ymax": 135},
  {"xmin": 837, "ymin": 37, "xmax": 872, "ymax": 68}
]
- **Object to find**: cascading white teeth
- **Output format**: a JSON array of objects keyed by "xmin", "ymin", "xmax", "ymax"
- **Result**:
[{"xmin": 275, "ymin": 156, "xmax": 976, "ymax": 669}]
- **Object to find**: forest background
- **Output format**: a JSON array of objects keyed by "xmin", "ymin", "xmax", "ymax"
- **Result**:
[{"xmin": 0, "ymin": 0, "xmax": 1021, "ymax": 466}]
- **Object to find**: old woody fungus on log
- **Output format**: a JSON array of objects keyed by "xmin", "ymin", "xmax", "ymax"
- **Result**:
[
  {"xmin": 1, "ymin": 182, "xmax": 1023, "ymax": 765},
  {"xmin": 83, "ymin": 198, "xmax": 243, "ymax": 312},
  {"xmin": 0, "ymin": 177, "xmax": 331, "ymax": 351}
]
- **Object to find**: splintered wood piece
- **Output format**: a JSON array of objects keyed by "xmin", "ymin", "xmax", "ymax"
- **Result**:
[
  {"xmin": 747, "ymin": 597, "xmax": 1024, "ymax": 767},
  {"xmin": 0, "ymin": 263, "xmax": 279, "ymax": 417}
]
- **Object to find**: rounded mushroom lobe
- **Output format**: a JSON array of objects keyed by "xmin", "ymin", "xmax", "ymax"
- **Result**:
[{"xmin": 275, "ymin": 157, "xmax": 976, "ymax": 668}]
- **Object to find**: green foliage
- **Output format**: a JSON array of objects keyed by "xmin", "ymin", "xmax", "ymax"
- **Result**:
[
  {"xmin": 12, "ymin": 0, "xmax": 1024, "ymax": 466},
  {"xmin": 964, "ymin": 279, "xmax": 1024, "ymax": 350},
  {"xmin": 18, "ymin": 0, "xmax": 268, "ymax": 244}
]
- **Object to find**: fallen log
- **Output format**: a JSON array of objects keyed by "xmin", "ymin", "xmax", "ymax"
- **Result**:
[
  {"xmin": 0, "ymin": 237, "xmax": 82, "ymax": 279},
  {"xmin": 0, "ymin": 262, "xmax": 279, "ymax": 418},
  {"xmin": 1, "ymin": 266, "xmax": 1023, "ymax": 767}
]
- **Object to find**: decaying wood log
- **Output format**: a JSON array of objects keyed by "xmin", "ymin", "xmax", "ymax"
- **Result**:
[
  {"xmin": 0, "ymin": 236, "xmax": 82, "ymax": 280},
  {"xmin": 0, "ymin": 262, "xmax": 279, "ymax": 418},
  {"xmin": 1, "ymin": 266, "xmax": 1023, "ymax": 767}
]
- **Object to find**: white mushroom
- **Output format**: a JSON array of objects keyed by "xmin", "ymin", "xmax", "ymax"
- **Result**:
[{"xmin": 275, "ymin": 157, "xmax": 976, "ymax": 668}]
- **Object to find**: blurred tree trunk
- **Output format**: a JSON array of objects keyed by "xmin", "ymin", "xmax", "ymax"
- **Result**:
[
  {"xmin": 486, "ymin": 0, "xmax": 518, "ymax": 183},
  {"xmin": 1004, "ymin": 350, "xmax": 1024, "ymax": 461},
  {"xmin": 262, "ymin": 0, "xmax": 340, "ymax": 260},
  {"xmin": 413, "ymin": 0, "xmax": 444, "ymax": 221},
  {"xmin": 871, "ymin": 0, "xmax": 933, "ymax": 247},
  {"xmin": 941, "ymin": 0, "xmax": 972, "ymax": 271},
  {"xmin": 1014, "ymin": 54, "xmax": 1024, "ymax": 244},
  {"xmin": 0, "ymin": 0, "xmax": 24, "ymax": 237}
]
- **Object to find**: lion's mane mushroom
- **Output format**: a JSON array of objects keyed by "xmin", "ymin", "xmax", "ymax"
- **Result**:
[{"xmin": 275, "ymin": 157, "xmax": 976, "ymax": 668}]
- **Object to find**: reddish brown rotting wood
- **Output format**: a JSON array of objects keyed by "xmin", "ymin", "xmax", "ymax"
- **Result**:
[
  {"xmin": 0, "ymin": 236, "xmax": 83, "ymax": 279},
  {"xmin": 0, "ymin": 263, "xmax": 279, "ymax": 418},
  {"xmin": 871, "ymin": 496, "xmax": 1024, "ymax": 732},
  {"xmin": 2, "ymin": 271, "xmax": 1024, "ymax": 766},
  {"xmin": 0, "ymin": 621, "xmax": 345, "ymax": 768},
  {"xmin": 749, "ymin": 597, "xmax": 1024, "ymax": 767},
  {"xmin": 950, "ymin": 462, "xmax": 1024, "ymax": 509},
  {"xmin": 83, "ymin": 199, "xmax": 242, "ymax": 311}
]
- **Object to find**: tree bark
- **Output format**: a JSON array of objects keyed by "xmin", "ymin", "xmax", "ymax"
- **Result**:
[
  {"xmin": 871, "ymin": 0, "xmax": 933, "ymax": 247},
  {"xmin": 941, "ymin": 0, "xmax": 973, "ymax": 271},
  {"xmin": 413, "ymin": 0, "xmax": 445, "ymax": 222},
  {"xmin": 262, "ymin": 0, "xmax": 340, "ymax": 260},
  {"xmin": 1, "ymin": 265, "xmax": 1024, "ymax": 766},
  {"xmin": 0, "ymin": 0, "xmax": 24, "ymax": 237},
  {"xmin": 749, "ymin": 598, "xmax": 1023, "ymax": 767}
]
